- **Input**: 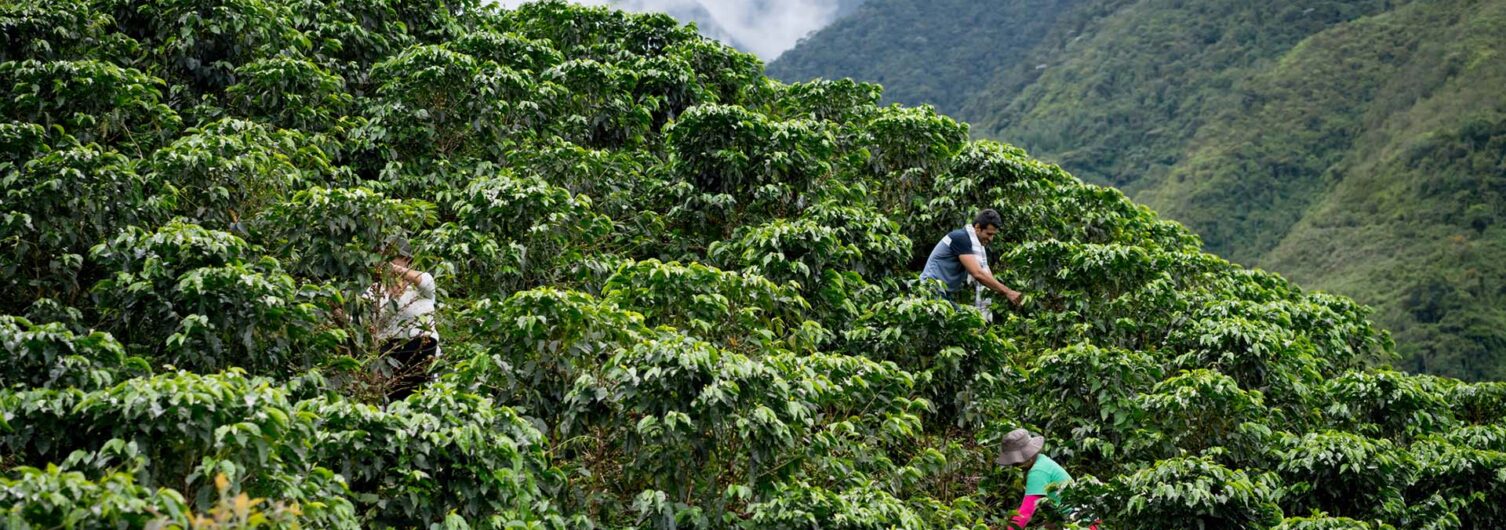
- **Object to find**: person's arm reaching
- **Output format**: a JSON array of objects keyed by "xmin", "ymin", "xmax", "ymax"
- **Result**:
[
  {"xmin": 388, "ymin": 263, "xmax": 429, "ymax": 289},
  {"xmin": 959, "ymin": 254, "xmax": 1022, "ymax": 305},
  {"xmin": 1010, "ymin": 495, "xmax": 1043, "ymax": 529},
  {"xmin": 411, "ymin": 271, "xmax": 436, "ymax": 299}
]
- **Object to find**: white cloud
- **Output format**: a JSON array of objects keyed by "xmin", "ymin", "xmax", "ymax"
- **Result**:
[{"xmin": 492, "ymin": 0, "xmax": 845, "ymax": 60}]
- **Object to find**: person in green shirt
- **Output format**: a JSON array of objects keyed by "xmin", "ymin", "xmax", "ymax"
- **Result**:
[{"xmin": 996, "ymin": 429, "xmax": 1098, "ymax": 529}]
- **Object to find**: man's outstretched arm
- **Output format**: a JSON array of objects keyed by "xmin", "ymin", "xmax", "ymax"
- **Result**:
[{"xmin": 959, "ymin": 254, "xmax": 1022, "ymax": 305}]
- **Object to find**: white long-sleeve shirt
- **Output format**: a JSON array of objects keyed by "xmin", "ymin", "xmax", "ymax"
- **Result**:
[{"xmin": 371, "ymin": 272, "xmax": 439, "ymax": 347}]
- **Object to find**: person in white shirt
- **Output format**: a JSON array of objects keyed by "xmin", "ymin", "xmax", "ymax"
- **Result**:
[{"xmin": 369, "ymin": 240, "xmax": 439, "ymax": 401}]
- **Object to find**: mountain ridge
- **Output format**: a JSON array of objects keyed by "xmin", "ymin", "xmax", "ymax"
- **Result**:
[{"xmin": 769, "ymin": 0, "xmax": 1506, "ymax": 380}]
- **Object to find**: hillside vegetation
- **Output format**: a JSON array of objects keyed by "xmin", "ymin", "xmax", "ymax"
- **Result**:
[
  {"xmin": 770, "ymin": 0, "xmax": 1506, "ymax": 381},
  {"xmin": 771, "ymin": 0, "xmax": 1086, "ymax": 117},
  {"xmin": 2, "ymin": 0, "xmax": 1505, "ymax": 529}
]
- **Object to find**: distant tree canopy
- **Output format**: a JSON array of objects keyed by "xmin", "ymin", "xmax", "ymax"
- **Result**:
[
  {"xmin": 1, "ymin": 0, "xmax": 1503, "ymax": 529},
  {"xmin": 770, "ymin": 0, "xmax": 1506, "ymax": 381}
]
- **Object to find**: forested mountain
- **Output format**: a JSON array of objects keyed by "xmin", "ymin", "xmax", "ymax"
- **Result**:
[
  {"xmin": 3, "ymin": 0, "xmax": 1505, "ymax": 529},
  {"xmin": 771, "ymin": 0, "xmax": 1086, "ymax": 116},
  {"xmin": 770, "ymin": 0, "xmax": 1506, "ymax": 381}
]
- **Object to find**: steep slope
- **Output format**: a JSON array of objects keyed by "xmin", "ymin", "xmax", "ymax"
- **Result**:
[
  {"xmin": 768, "ymin": 0, "xmax": 1506, "ymax": 379},
  {"xmin": 1122, "ymin": 0, "xmax": 1506, "ymax": 380},
  {"xmin": 3, "ymin": 0, "xmax": 1505, "ymax": 529},
  {"xmin": 961, "ymin": 0, "xmax": 1403, "ymax": 192},
  {"xmin": 769, "ymin": 0, "xmax": 1093, "ymax": 116}
]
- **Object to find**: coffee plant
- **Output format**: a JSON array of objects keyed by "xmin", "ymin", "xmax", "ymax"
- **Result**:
[{"xmin": 2, "ymin": 0, "xmax": 1503, "ymax": 528}]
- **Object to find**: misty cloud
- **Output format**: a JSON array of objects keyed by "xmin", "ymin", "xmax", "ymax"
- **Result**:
[{"xmin": 493, "ymin": 0, "xmax": 851, "ymax": 59}]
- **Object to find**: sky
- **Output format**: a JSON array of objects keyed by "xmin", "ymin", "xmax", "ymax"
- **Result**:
[{"xmin": 493, "ymin": 0, "xmax": 847, "ymax": 60}]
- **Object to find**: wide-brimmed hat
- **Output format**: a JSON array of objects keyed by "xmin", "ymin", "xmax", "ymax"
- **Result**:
[{"xmin": 995, "ymin": 428, "xmax": 1045, "ymax": 466}]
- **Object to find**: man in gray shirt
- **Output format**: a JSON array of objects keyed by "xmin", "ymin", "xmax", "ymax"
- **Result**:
[{"xmin": 920, "ymin": 209, "xmax": 1023, "ymax": 307}]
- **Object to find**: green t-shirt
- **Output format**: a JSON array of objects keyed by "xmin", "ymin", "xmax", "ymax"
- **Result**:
[{"xmin": 1025, "ymin": 454, "xmax": 1073, "ymax": 505}]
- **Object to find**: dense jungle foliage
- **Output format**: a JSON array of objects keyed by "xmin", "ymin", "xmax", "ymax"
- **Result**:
[
  {"xmin": 770, "ymin": 0, "xmax": 1506, "ymax": 381},
  {"xmin": 2, "ymin": 0, "xmax": 1504, "ymax": 528}
]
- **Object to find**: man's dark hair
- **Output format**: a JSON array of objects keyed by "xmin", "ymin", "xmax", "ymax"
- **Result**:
[{"xmin": 973, "ymin": 209, "xmax": 1004, "ymax": 230}]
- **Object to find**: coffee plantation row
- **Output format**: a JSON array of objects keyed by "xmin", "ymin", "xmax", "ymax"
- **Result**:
[{"xmin": 2, "ymin": 0, "xmax": 1503, "ymax": 528}]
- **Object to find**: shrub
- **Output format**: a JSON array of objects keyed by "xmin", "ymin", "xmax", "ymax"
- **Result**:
[
  {"xmin": 90, "ymin": 222, "xmax": 342, "ymax": 373},
  {"xmin": 115, "ymin": 0, "xmax": 302, "ymax": 91},
  {"xmin": 1273, "ymin": 516, "xmax": 1395, "ymax": 530},
  {"xmin": 227, "ymin": 57, "xmax": 353, "ymax": 132},
  {"xmin": 253, "ymin": 187, "xmax": 435, "ymax": 286},
  {"xmin": 0, "ymin": 465, "xmax": 347, "ymax": 529},
  {"xmin": 0, "ymin": 143, "xmax": 169, "ymax": 308},
  {"xmin": 844, "ymin": 296, "xmax": 1017, "ymax": 427},
  {"xmin": 600, "ymin": 259, "xmax": 816, "ymax": 352},
  {"xmin": 1074, "ymin": 457, "xmax": 1283, "ymax": 530},
  {"xmin": 743, "ymin": 484, "xmax": 925, "ymax": 530},
  {"xmin": 1135, "ymin": 369, "xmax": 1268, "ymax": 455},
  {"xmin": 0, "ymin": 59, "xmax": 180, "ymax": 146},
  {"xmin": 303, "ymin": 382, "xmax": 563, "ymax": 528},
  {"xmin": 1024, "ymin": 343, "xmax": 1163, "ymax": 465},
  {"xmin": 1277, "ymin": 431, "xmax": 1410, "ymax": 521},
  {"xmin": 1322, "ymin": 370, "xmax": 1456, "ymax": 440},
  {"xmin": 666, "ymin": 104, "xmax": 834, "ymax": 235},
  {"xmin": 433, "ymin": 169, "xmax": 610, "ymax": 295},
  {"xmin": 147, "ymin": 119, "xmax": 328, "ymax": 227},
  {"xmin": 0, "ymin": 371, "xmax": 351, "ymax": 520},
  {"xmin": 1405, "ymin": 438, "xmax": 1506, "ymax": 528},
  {"xmin": 362, "ymin": 44, "xmax": 548, "ymax": 163},
  {"xmin": 0, "ymin": 315, "xmax": 147, "ymax": 390},
  {"xmin": 446, "ymin": 288, "xmax": 648, "ymax": 425}
]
